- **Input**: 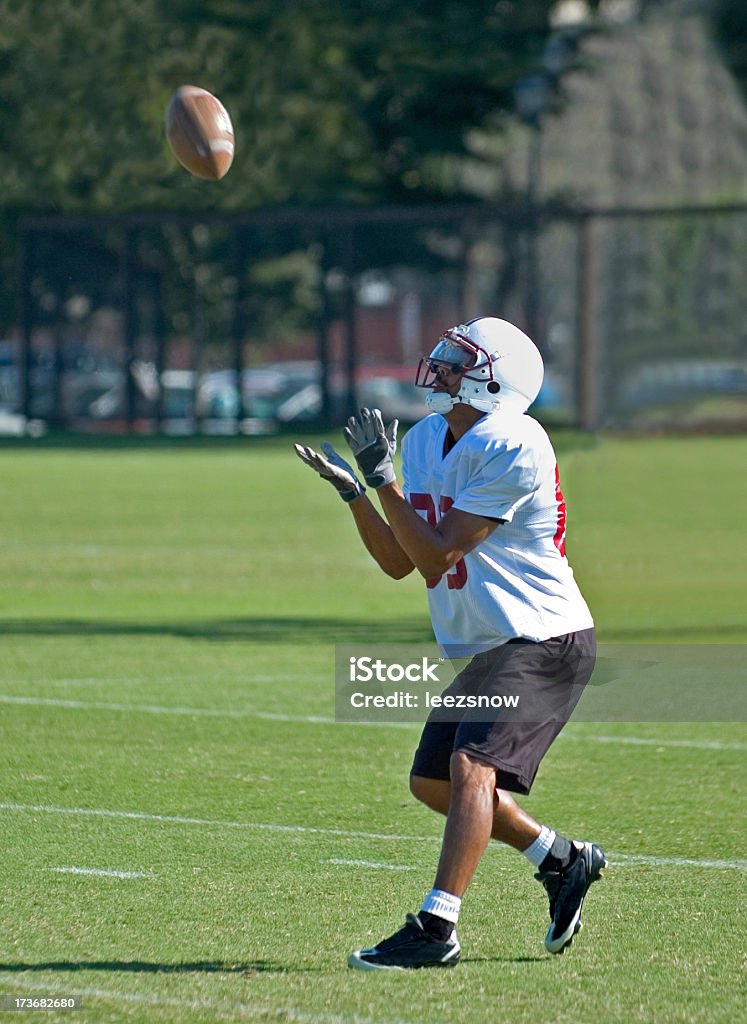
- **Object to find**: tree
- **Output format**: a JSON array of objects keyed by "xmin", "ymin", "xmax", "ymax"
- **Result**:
[
  {"xmin": 0, "ymin": 0, "xmax": 577, "ymax": 215},
  {"xmin": 0, "ymin": 1, "xmax": 587, "ymax": 334}
]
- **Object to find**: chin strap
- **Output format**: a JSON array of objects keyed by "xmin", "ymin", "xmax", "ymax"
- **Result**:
[
  {"xmin": 425, "ymin": 390, "xmax": 458, "ymax": 415},
  {"xmin": 426, "ymin": 387, "xmax": 530, "ymax": 417}
]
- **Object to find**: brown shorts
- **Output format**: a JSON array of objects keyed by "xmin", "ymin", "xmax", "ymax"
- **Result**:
[{"xmin": 410, "ymin": 628, "xmax": 596, "ymax": 795}]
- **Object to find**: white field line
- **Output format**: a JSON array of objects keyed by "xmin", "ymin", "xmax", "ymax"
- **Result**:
[
  {"xmin": 327, "ymin": 858, "xmax": 418, "ymax": 871},
  {"xmin": 0, "ymin": 695, "xmax": 249, "ymax": 718},
  {"xmin": 0, "ymin": 977, "xmax": 407, "ymax": 1024},
  {"xmin": 0, "ymin": 802, "xmax": 438, "ymax": 843},
  {"xmin": 12, "ymin": 674, "xmax": 329, "ymax": 687},
  {"xmin": 3, "ymin": 802, "xmax": 746, "ymax": 871},
  {"xmin": 0, "ymin": 694, "xmax": 414, "ymax": 728},
  {"xmin": 560, "ymin": 733, "xmax": 747, "ymax": 752},
  {"xmin": 326, "ymin": 852, "xmax": 747, "ymax": 872},
  {"xmin": 1, "ymin": 694, "xmax": 743, "ymax": 749},
  {"xmin": 52, "ymin": 866, "xmax": 149, "ymax": 879},
  {"xmin": 609, "ymin": 853, "xmax": 747, "ymax": 870},
  {"xmin": 0, "ymin": 694, "xmax": 338, "ymax": 723},
  {"xmin": 252, "ymin": 674, "xmax": 330, "ymax": 683}
]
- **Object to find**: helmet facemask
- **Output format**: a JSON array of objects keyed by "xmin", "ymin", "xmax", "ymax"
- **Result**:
[
  {"xmin": 415, "ymin": 327, "xmax": 501, "ymax": 414},
  {"xmin": 415, "ymin": 318, "xmax": 544, "ymax": 416}
]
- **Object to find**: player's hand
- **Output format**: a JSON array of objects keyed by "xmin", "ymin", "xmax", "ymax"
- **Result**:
[
  {"xmin": 293, "ymin": 441, "xmax": 366, "ymax": 503},
  {"xmin": 343, "ymin": 407, "xmax": 398, "ymax": 489}
]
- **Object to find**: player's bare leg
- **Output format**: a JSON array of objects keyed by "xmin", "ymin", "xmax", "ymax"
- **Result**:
[
  {"xmin": 409, "ymin": 767, "xmax": 606, "ymax": 955},
  {"xmin": 348, "ymin": 755, "xmax": 540, "ymax": 969},
  {"xmin": 410, "ymin": 770, "xmax": 542, "ymax": 851},
  {"xmin": 429, "ymin": 753, "xmax": 500, "ymax": 897}
]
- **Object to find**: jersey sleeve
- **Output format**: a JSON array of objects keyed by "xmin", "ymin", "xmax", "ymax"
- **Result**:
[{"xmin": 452, "ymin": 442, "xmax": 538, "ymax": 522}]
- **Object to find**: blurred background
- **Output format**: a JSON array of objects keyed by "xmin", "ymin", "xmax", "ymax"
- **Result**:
[{"xmin": 1, "ymin": 0, "xmax": 746, "ymax": 438}]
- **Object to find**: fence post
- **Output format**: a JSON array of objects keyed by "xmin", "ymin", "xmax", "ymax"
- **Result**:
[
  {"xmin": 341, "ymin": 225, "xmax": 357, "ymax": 420},
  {"xmin": 120, "ymin": 228, "xmax": 137, "ymax": 433},
  {"xmin": 577, "ymin": 213, "xmax": 599, "ymax": 431},
  {"xmin": 231, "ymin": 229, "xmax": 246, "ymax": 429},
  {"xmin": 52, "ymin": 290, "xmax": 66, "ymax": 427},
  {"xmin": 315, "ymin": 234, "xmax": 333, "ymax": 426},
  {"xmin": 17, "ymin": 224, "xmax": 33, "ymax": 421},
  {"xmin": 154, "ymin": 271, "xmax": 166, "ymax": 433}
]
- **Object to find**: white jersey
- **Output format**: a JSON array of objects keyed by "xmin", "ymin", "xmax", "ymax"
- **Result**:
[{"xmin": 401, "ymin": 411, "xmax": 593, "ymax": 652}]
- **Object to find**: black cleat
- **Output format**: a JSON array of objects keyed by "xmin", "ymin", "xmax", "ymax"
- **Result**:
[
  {"xmin": 535, "ymin": 841, "xmax": 607, "ymax": 954},
  {"xmin": 348, "ymin": 913, "xmax": 461, "ymax": 971}
]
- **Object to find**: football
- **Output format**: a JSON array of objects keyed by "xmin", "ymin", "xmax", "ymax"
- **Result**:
[{"xmin": 165, "ymin": 85, "xmax": 235, "ymax": 180}]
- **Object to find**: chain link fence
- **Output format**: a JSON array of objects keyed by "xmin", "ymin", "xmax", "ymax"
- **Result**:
[{"xmin": 3, "ymin": 201, "xmax": 746, "ymax": 436}]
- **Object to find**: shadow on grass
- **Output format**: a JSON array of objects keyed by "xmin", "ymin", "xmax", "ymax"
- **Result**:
[
  {"xmin": 0, "ymin": 617, "xmax": 434, "ymax": 645},
  {"xmin": 0, "ymin": 617, "xmax": 743, "ymax": 644},
  {"xmin": 0, "ymin": 959, "xmax": 308, "ymax": 975}
]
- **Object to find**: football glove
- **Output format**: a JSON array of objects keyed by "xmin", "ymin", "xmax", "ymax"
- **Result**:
[
  {"xmin": 293, "ymin": 441, "xmax": 366, "ymax": 503},
  {"xmin": 343, "ymin": 408, "xmax": 398, "ymax": 489}
]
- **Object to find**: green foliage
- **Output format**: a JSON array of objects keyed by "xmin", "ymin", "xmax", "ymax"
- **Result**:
[
  {"xmin": 0, "ymin": 1, "xmax": 594, "ymax": 342},
  {"xmin": 0, "ymin": 0, "xmax": 569, "ymax": 217}
]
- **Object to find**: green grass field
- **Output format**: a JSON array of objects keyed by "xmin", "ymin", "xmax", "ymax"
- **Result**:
[{"xmin": 1, "ymin": 431, "xmax": 745, "ymax": 1023}]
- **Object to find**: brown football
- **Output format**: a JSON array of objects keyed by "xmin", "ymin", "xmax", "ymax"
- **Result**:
[{"xmin": 165, "ymin": 85, "xmax": 235, "ymax": 180}]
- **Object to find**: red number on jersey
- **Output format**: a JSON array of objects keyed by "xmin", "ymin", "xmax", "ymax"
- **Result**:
[
  {"xmin": 553, "ymin": 464, "xmax": 567, "ymax": 557},
  {"xmin": 409, "ymin": 493, "xmax": 468, "ymax": 590}
]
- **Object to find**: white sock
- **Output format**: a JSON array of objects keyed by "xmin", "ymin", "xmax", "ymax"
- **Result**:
[
  {"xmin": 522, "ymin": 825, "xmax": 556, "ymax": 868},
  {"xmin": 420, "ymin": 888, "xmax": 462, "ymax": 924}
]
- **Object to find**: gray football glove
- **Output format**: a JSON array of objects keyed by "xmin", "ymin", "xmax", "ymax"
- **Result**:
[
  {"xmin": 343, "ymin": 407, "xmax": 398, "ymax": 489},
  {"xmin": 293, "ymin": 441, "xmax": 366, "ymax": 503}
]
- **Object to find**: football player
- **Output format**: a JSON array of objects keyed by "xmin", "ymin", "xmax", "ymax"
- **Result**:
[{"xmin": 295, "ymin": 316, "xmax": 606, "ymax": 970}]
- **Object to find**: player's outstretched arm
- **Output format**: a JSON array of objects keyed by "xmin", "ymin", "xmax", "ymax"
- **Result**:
[
  {"xmin": 293, "ymin": 441, "xmax": 414, "ymax": 579},
  {"xmin": 346, "ymin": 493, "xmax": 415, "ymax": 579},
  {"xmin": 343, "ymin": 409, "xmax": 498, "ymax": 579}
]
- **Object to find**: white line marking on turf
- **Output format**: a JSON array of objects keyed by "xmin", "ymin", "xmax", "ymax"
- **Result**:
[
  {"xmin": 609, "ymin": 853, "xmax": 747, "ymax": 870},
  {"xmin": 20, "ymin": 674, "xmax": 330, "ymax": 688},
  {"xmin": 327, "ymin": 858, "xmax": 417, "ymax": 871},
  {"xmin": 0, "ymin": 802, "xmax": 439, "ymax": 842},
  {"xmin": 561, "ymin": 733, "xmax": 747, "ymax": 752},
  {"xmin": 0, "ymin": 694, "xmax": 344, "ymax": 723},
  {"xmin": 52, "ymin": 866, "xmax": 148, "ymax": 879},
  {"xmin": 3, "ymin": 802, "xmax": 746, "ymax": 871},
  {"xmin": 0, "ymin": 978, "xmax": 408, "ymax": 1024},
  {"xmin": 254, "ymin": 673, "xmax": 335, "ymax": 682},
  {"xmin": 0, "ymin": 695, "xmax": 250, "ymax": 718},
  {"xmin": 0, "ymin": 694, "xmax": 416, "ymax": 728},
  {"xmin": 255, "ymin": 710, "xmax": 343, "ymax": 724},
  {"xmin": 5, "ymin": 694, "xmax": 742, "ymax": 749}
]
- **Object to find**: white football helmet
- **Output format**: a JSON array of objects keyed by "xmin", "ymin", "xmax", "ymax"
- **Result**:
[{"xmin": 415, "ymin": 316, "xmax": 544, "ymax": 415}]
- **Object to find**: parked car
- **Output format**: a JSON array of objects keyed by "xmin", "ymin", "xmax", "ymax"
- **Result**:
[
  {"xmin": 0, "ymin": 339, "xmax": 121, "ymax": 420},
  {"xmin": 235, "ymin": 361, "xmax": 427, "ymax": 428},
  {"xmin": 0, "ymin": 343, "xmax": 574, "ymax": 434},
  {"xmin": 618, "ymin": 360, "xmax": 747, "ymax": 409},
  {"xmin": 234, "ymin": 361, "xmax": 569, "ymax": 428}
]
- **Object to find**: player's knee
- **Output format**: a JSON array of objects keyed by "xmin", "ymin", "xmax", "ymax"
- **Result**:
[{"xmin": 449, "ymin": 750, "xmax": 496, "ymax": 793}]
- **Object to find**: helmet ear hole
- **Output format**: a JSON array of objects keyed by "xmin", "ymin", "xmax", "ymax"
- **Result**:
[{"xmin": 487, "ymin": 381, "xmax": 501, "ymax": 394}]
